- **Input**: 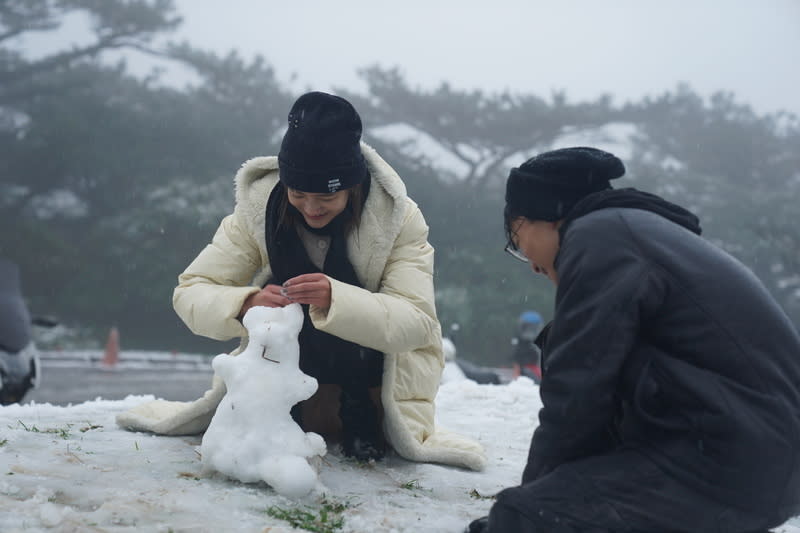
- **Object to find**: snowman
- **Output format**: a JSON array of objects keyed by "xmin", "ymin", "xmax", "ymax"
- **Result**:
[{"xmin": 200, "ymin": 303, "xmax": 327, "ymax": 498}]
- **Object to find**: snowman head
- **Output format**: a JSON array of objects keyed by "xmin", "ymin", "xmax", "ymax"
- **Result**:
[{"xmin": 242, "ymin": 303, "xmax": 305, "ymax": 365}]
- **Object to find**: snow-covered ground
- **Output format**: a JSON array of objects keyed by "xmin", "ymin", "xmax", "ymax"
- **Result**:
[{"xmin": 2, "ymin": 369, "xmax": 799, "ymax": 533}]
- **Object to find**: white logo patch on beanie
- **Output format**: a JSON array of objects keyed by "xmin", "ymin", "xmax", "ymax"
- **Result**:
[{"xmin": 327, "ymin": 178, "xmax": 341, "ymax": 192}]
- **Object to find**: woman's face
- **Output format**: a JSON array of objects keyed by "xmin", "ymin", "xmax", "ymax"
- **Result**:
[
  {"xmin": 287, "ymin": 188, "xmax": 350, "ymax": 228},
  {"xmin": 508, "ymin": 217, "xmax": 562, "ymax": 284}
]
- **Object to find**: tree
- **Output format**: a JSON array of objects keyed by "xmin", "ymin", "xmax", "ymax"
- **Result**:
[
  {"xmin": 0, "ymin": 0, "xmax": 179, "ymax": 88},
  {"xmin": 624, "ymin": 85, "xmax": 800, "ymax": 322},
  {"xmin": 342, "ymin": 66, "xmax": 623, "ymax": 191},
  {"xmin": 0, "ymin": 0, "xmax": 293, "ymax": 352},
  {"xmin": 1, "ymin": 1, "xmax": 186, "ymax": 347},
  {"xmin": 1, "ymin": 0, "xmax": 181, "ymax": 218}
]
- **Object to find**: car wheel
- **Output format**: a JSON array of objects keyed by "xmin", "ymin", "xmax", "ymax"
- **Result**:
[{"xmin": 0, "ymin": 370, "xmax": 20, "ymax": 405}]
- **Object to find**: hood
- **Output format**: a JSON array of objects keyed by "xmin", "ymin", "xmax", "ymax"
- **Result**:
[{"xmin": 559, "ymin": 187, "xmax": 702, "ymax": 240}]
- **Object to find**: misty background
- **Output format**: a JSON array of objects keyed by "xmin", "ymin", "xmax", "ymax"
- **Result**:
[{"xmin": 2, "ymin": 0, "xmax": 799, "ymax": 364}]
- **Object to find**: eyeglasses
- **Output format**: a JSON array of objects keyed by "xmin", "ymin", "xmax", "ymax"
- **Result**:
[
  {"xmin": 504, "ymin": 240, "xmax": 529, "ymax": 263},
  {"xmin": 504, "ymin": 216, "xmax": 529, "ymax": 262}
]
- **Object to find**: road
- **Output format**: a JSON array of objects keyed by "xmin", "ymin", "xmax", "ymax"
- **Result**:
[
  {"xmin": 24, "ymin": 364, "xmax": 214, "ymax": 406},
  {"xmin": 17, "ymin": 355, "xmax": 511, "ymax": 406}
]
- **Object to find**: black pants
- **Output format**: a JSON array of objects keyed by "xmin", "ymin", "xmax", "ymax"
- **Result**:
[
  {"xmin": 299, "ymin": 343, "xmax": 384, "ymax": 389},
  {"xmin": 293, "ymin": 308, "xmax": 384, "ymax": 437},
  {"xmin": 488, "ymin": 448, "xmax": 779, "ymax": 533}
]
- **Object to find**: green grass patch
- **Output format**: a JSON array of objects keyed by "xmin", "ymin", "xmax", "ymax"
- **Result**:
[
  {"xmin": 401, "ymin": 479, "xmax": 423, "ymax": 490},
  {"xmin": 16, "ymin": 420, "xmax": 72, "ymax": 439},
  {"xmin": 265, "ymin": 498, "xmax": 351, "ymax": 533},
  {"xmin": 468, "ymin": 488, "xmax": 495, "ymax": 500}
]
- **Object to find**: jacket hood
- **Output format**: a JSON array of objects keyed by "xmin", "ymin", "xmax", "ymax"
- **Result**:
[{"xmin": 559, "ymin": 187, "xmax": 702, "ymax": 241}]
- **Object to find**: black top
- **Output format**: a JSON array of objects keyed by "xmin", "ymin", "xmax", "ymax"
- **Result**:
[
  {"xmin": 523, "ymin": 207, "xmax": 800, "ymax": 517},
  {"xmin": 511, "ymin": 339, "xmax": 540, "ymax": 367}
]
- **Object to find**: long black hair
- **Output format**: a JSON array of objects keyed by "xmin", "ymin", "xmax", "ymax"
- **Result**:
[{"xmin": 272, "ymin": 179, "xmax": 368, "ymax": 237}]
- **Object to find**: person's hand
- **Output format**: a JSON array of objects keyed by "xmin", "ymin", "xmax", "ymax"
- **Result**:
[
  {"xmin": 239, "ymin": 284, "xmax": 292, "ymax": 318},
  {"xmin": 283, "ymin": 273, "xmax": 332, "ymax": 309}
]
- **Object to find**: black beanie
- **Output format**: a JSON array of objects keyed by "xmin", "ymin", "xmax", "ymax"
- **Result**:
[
  {"xmin": 278, "ymin": 91, "xmax": 368, "ymax": 193},
  {"xmin": 505, "ymin": 147, "xmax": 626, "ymax": 221}
]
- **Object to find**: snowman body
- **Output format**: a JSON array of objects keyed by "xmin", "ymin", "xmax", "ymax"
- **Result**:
[{"xmin": 200, "ymin": 303, "xmax": 327, "ymax": 498}]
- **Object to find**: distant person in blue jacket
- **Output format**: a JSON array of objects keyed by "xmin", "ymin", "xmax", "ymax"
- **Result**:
[
  {"xmin": 466, "ymin": 147, "xmax": 800, "ymax": 533},
  {"xmin": 510, "ymin": 310, "xmax": 543, "ymax": 383}
]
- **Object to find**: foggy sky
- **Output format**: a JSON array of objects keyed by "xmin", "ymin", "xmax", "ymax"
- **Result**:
[
  {"xmin": 18, "ymin": 0, "xmax": 800, "ymax": 115},
  {"xmin": 166, "ymin": 0, "xmax": 800, "ymax": 115}
]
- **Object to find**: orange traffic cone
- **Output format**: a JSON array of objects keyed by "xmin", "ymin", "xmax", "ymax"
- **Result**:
[{"xmin": 102, "ymin": 327, "xmax": 120, "ymax": 367}]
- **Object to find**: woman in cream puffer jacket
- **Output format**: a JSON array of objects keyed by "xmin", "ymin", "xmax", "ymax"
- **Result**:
[{"xmin": 117, "ymin": 141, "xmax": 486, "ymax": 472}]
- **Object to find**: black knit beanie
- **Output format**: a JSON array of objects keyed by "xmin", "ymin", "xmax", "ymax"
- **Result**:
[
  {"xmin": 505, "ymin": 146, "xmax": 626, "ymax": 221},
  {"xmin": 278, "ymin": 91, "xmax": 368, "ymax": 193}
]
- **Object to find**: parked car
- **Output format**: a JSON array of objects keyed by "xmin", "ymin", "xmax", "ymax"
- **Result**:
[
  {"xmin": 454, "ymin": 357, "xmax": 502, "ymax": 385},
  {"xmin": 441, "ymin": 334, "xmax": 502, "ymax": 385},
  {"xmin": 0, "ymin": 259, "xmax": 54, "ymax": 405}
]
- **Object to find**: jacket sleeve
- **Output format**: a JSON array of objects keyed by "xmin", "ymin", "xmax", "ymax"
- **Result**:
[
  {"xmin": 522, "ymin": 213, "xmax": 665, "ymax": 483},
  {"xmin": 308, "ymin": 203, "xmax": 440, "ymax": 355},
  {"xmin": 172, "ymin": 210, "xmax": 264, "ymax": 341}
]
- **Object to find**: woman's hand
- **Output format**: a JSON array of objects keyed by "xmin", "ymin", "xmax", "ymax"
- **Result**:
[
  {"xmin": 283, "ymin": 273, "xmax": 332, "ymax": 309},
  {"xmin": 239, "ymin": 284, "xmax": 292, "ymax": 318}
]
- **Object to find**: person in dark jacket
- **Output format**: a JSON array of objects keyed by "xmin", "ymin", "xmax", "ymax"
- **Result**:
[
  {"xmin": 510, "ymin": 310, "xmax": 543, "ymax": 383},
  {"xmin": 466, "ymin": 147, "xmax": 800, "ymax": 533}
]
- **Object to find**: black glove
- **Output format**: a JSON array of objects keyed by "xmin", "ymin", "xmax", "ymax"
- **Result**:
[{"xmin": 464, "ymin": 515, "xmax": 489, "ymax": 533}]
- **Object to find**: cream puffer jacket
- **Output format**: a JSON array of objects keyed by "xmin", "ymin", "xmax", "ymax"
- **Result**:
[{"xmin": 116, "ymin": 144, "xmax": 486, "ymax": 471}]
